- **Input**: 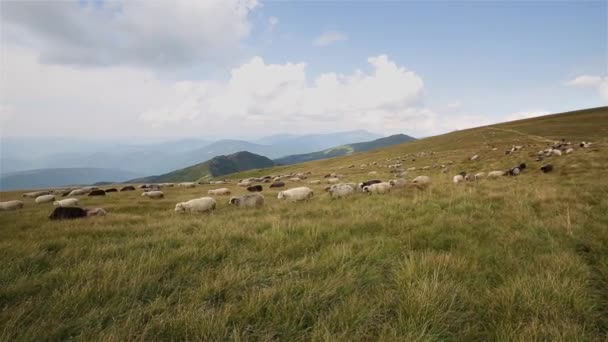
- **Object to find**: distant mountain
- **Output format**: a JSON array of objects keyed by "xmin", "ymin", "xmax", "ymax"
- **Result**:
[
  {"xmin": 0, "ymin": 168, "xmax": 141, "ymax": 191},
  {"xmin": 274, "ymin": 134, "xmax": 416, "ymax": 165},
  {"xmin": 254, "ymin": 130, "xmax": 384, "ymax": 151},
  {"xmin": 131, "ymin": 151, "xmax": 275, "ymax": 183}
]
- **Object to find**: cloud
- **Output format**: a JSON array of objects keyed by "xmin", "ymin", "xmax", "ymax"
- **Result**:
[
  {"xmin": 565, "ymin": 74, "xmax": 608, "ymax": 102},
  {"xmin": 140, "ymin": 54, "xmax": 430, "ymax": 135},
  {"xmin": 268, "ymin": 16, "xmax": 279, "ymax": 31},
  {"xmin": 445, "ymin": 102, "xmax": 463, "ymax": 110},
  {"xmin": 1, "ymin": 0, "xmax": 259, "ymax": 69},
  {"xmin": 505, "ymin": 110, "xmax": 550, "ymax": 122},
  {"xmin": 313, "ymin": 31, "xmax": 348, "ymax": 46}
]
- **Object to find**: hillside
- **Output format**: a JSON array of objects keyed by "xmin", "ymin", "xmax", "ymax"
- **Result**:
[
  {"xmin": 274, "ymin": 134, "xmax": 415, "ymax": 165},
  {"xmin": 1, "ymin": 107, "xmax": 607, "ymax": 340},
  {"xmin": 0, "ymin": 167, "xmax": 140, "ymax": 191},
  {"xmin": 131, "ymin": 151, "xmax": 275, "ymax": 183}
]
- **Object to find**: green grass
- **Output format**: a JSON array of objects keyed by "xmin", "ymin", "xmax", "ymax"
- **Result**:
[{"xmin": 1, "ymin": 107, "xmax": 608, "ymax": 340}]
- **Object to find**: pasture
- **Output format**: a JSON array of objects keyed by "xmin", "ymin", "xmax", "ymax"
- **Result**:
[{"xmin": 1, "ymin": 108, "xmax": 607, "ymax": 340}]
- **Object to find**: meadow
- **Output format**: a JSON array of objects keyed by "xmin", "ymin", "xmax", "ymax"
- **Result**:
[{"xmin": 1, "ymin": 107, "xmax": 607, "ymax": 340}]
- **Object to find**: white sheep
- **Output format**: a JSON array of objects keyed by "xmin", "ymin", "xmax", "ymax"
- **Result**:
[
  {"xmin": 22, "ymin": 191, "xmax": 51, "ymax": 198},
  {"xmin": 86, "ymin": 208, "xmax": 107, "ymax": 217},
  {"xmin": 470, "ymin": 154, "xmax": 479, "ymax": 161},
  {"xmin": 551, "ymin": 149, "xmax": 562, "ymax": 156},
  {"xmin": 368, "ymin": 171, "xmax": 378, "ymax": 175},
  {"xmin": 328, "ymin": 183, "xmax": 355, "ymax": 198},
  {"xmin": 308, "ymin": 180, "xmax": 321, "ymax": 185},
  {"xmin": 0, "ymin": 200, "xmax": 24, "ymax": 210},
  {"xmin": 68, "ymin": 188, "xmax": 90, "ymax": 196},
  {"xmin": 237, "ymin": 181, "xmax": 253, "ymax": 187},
  {"xmin": 566, "ymin": 148, "xmax": 574, "ymax": 154},
  {"xmin": 277, "ymin": 187, "xmax": 314, "ymax": 201},
  {"xmin": 389, "ymin": 179, "xmax": 407, "ymax": 188},
  {"xmin": 362, "ymin": 182, "xmax": 392, "ymax": 194},
  {"xmin": 229, "ymin": 193, "xmax": 264, "ymax": 208},
  {"xmin": 35, "ymin": 194, "xmax": 55, "ymax": 204},
  {"xmin": 474, "ymin": 172, "xmax": 486, "ymax": 180},
  {"xmin": 178, "ymin": 182, "xmax": 197, "ymax": 188},
  {"xmin": 141, "ymin": 191, "xmax": 164, "ymax": 199},
  {"xmin": 453, "ymin": 175, "xmax": 465, "ymax": 184},
  {"xmin": 53, "ymin": 198, "xmax": 79, "ymax": 207},
  {"xmin": 487, "ymin": 171, "xmax": 505, "ymax": 178},
  {"xmin": 411, "ymin": 176, "xmax": 432, "ymax": 189},
  {"xmin": 326, "ymin": 178, "xmax": 340, "ymax": 184},
  {"xmin": 208, "ymin": 188, "xmax": 231, "ymax": 196},
  {"xmin": 175, "ymin": 197, "xmax": 216, "ymax": 213}
]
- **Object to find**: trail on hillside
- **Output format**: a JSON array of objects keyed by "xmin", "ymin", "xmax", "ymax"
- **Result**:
[{"xmin": 486, "ymin": 127, "xmax": 553, "ymax": 143}]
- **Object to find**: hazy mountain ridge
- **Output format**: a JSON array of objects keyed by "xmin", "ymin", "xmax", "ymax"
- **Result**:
[{"xmin": 0, "ymin": 168, "xmax": 140, "ymax": 191}]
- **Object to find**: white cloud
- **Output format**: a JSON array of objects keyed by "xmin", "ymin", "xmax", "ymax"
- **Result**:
[
  {"xmin": 268, "ymin": 16, "xmax": 279, "ymax": 31},
  {"xmin": 565, "ymin": 74, "xmax": 608, "ymax": 102},
  {"xmin": 313, "ymin": 31, "xmax": 348, "ymax": 46},
  {"xmin": 140, "ymin": 54, "xmax": 430, "ymax": 135},
  {"xmin": 505, "ymin": 110, "xmax": 550, "ymax": 122},
  {"xmin": 1, "ymin": 0, "xmax": 259, "ymax": 68},
  {"xmin": 445, "ymin": 102, "xmax": 463, "ymax": 110}
]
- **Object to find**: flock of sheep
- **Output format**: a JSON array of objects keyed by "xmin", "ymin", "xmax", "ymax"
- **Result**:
[{"xmin": 0, "ymin": 139, "xmax": 595, "ymax": 219}]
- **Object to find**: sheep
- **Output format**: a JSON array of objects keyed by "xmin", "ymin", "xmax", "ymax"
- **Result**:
[
  {"xmin": 68, "ymin": 188, "xmax": 90, "ymax": 196},
  {"xmin": 0, "ymin": 200, "xmax": 24, "ymax": 210},
  {"xmin": 229, "ymin": 193, "xmax": 265, "ymax": 207},
  {"xmin": 22, "ymin": 191, "xmax": 51, "ymax": 198},
  {"xmin": 277, "ymin": 187, "xmax": 314, "ymax": 201},
  {"xmin": 86, "ymin": 208, "xmax": 107, "ymax": 217},
  {"xmin": 474, "ymin": 172, "xmax": 486, "ymax": 180},
  {"xmin": 389, "ymin": 179, "xmax": 407, "ymax": 188},
  {"xmin": 453, "ymin": 175, "xmax": 465, "ymax": 184},
  {"xmin": 487, "ymin": 171, "xmax": 505, "ymax": 178},
  {"xmin": 120, "ymin": 186, "xmax": 136, "ymax": 192},
  {"xmin": 105, "ymin": 188, "xmax": 118, "ymax": 193},
  {"xmin": 288, "ymin": 177, "xmax": 301, "ymax": 182},
  {"xmin": 580, "ymin": 141, "xmax": 592, "ymax": 148},
  {"xmin": 178, "ymin": 182, "xmax": 197, "ymax": 188},
  {"xmin": 270, "ymin": 181, "xmax": 285, "ymax": 188},
  {"xmin": 540, "ymin": 164, "xmax": 554, "ymax": 173},
  {"xmin": 88, "ymin": 189, "xmax": 106, "ymax": 196},
  {"xmin": 362, "ymin": 182, "xmax": 392, "ymax": 194},
  {"xmin": 35, "ymin": 194, "xmax": 55, "ymax": 204},
  {"xmin": 326, "ymin": 178, "xmax": 340, "ymax": 184},
  {"xmin": 566, "ymin": 148, "xmax": 574, "ymax": 154},
  {"xmin": 407, "ymin": 167, "xmax": 416, "ymax": 171},
  {"xmin": 328, "ymin": 183, "xmax": 356, "ymax": 198},
  {"xmin": 175, "ymin": 197, "xmax": 216, "ymax": 213},
  {"xmin": 358, "ymin": 180, "xmax": 382, "ymax": 189},
  {"xmin": 551, "ymin": 149, "xmax": 562, "ymax": 156},
  {"xmin": 470, "ymin": 154, "xmax": 479, "ymax": 161},
  {"xmin": 308, "ymin": 180, "xmax": 321, "ymax": 185},
  {"xmin": 53, "ymin": 198, "xmax": 79, "ymax": 207},
  {"xmin": 247, "ymin": 185, "xmax": 263, "ymax": 192},
  {"xmin": 141, "ymin": 191, "xmax": 164, "ymax": 199},
  {"xmin": 368, "ymin": 171, "xmax": 378, "ymax": 175},
  {"xmin": 208, "ymin": 188, "xmax": 231, "ymax": 196},
  {"xmin": 411, "ymin": 176, "xmax": 432, "ymax": 189}
]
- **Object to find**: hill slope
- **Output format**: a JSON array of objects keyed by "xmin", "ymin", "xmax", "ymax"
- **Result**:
[
  {"xmin": 0, "ymin": 168, "xmax": 140, "ymax": 191},
  {"xmin": 274, "ymin": 134, "xmax": 415, "ymax": 165},
  {"xmin": 131, "ymin": 151, "xmax": 275, "ymax": 183},
  {"xmin": 1, "ymin": 107, "xmax": 607, "ymax": 340}
]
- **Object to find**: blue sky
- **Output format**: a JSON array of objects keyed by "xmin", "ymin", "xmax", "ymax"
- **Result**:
[{"xmin": 0, "ymin": 0, "xmax": 606, "ymax": 139}]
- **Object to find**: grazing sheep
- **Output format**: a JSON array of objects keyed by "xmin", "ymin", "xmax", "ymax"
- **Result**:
[
  {"xmin": 68, "ymin": 188, "xmax": 90, "ymax": 196},
  {"xmin": 362, "ymin": 182, "xmax": 392, "ymax": 194},
  {"xmin": 474, "ymin": 172, "xmax": 486, "ymax": 181},
  {"xmin": 566, "ymin": 148, "xmax": 574, "ymax": 154},
  {"xmin": 88, "ymin": 189, "xmax": 106, "ymax": 196},
  {"xmin": 358, "ymin": 180, "xmax": 382, "ymax": 189},
  {"xmin": 53, "ymin": 198, "xmax": 79, "ymax": 207},
  {"xmin": 86, "ymin": 208, "xmax": 107, "ymax": 217},
  {"xmin": 238, "ymin": 181, "xmax": 253, "ymax": 187},
  {"xmin": 229, "ymin": 193, "xmax": 265, "ymax": 207},
  {"xmin": 208, "ymin": 188, "xmax": 231, "ymax": 196},
  {"xmin": 270, "ymin": 181, "xmax": 285, "ymax": 188},
  {"xmin": 175, "ymin": 197, "xmax": 216, "ymax": 213},
  {"xmin": 389, "ymin": 179, "xmax": 407, "ymax": 188},
  {"xmin": 0, "ymin": 200, "xmax": 24, "ymax": 211},
  {"xmin": 580, "ymin": 141, "xmax": 592, "ymax": 148},
  {"xmin": 23, "ymin": 191, "xmax": 51, "ymax": 198},
  {"xmin": 470, "ymin": 154, "xmax": 479, "ymax": 161},
  {"xmin": 540, "ymin": 164, "xmax": 554, "ymax": 173},
  {"xmin": 49, "ymin": 207, "xmax": 88, "ymax": 220},
  {"xmin": 178, "ymin": 182, "xmax": 197, "ymax": 188},
  {"xmin": 247, "ymin": 185, "xmax": 263, "ymax": 192},
  {"xmin": 288, "ymin": 177, "xmax": 301, "ymax": 182},
  {"xmin": 328, "ymin": 183, "xmax": 356, "ymax": 198},
  {"xmin": 453, "ymin": 175, "xmax": 465, "ymax": 184},
  {"xmin": 277, "ymin": 187, "xmax": 314, "ymax": 201},
  {"xmin": 141, "ymin": 191, "xmax": 164, "ymax": 199},
  {"xmin": 407, "ymin": 167, "xmax": 416, "ymax": 171},
  {"xmin": 120, "ymin": 186, "xmax": 136, "ymax": 192},
  {"xmin": 368, "ymin": 171, "xmax": 378, "ymax": 175},
  {"xmin": 35, "ymin": 194, "xmax": 55, "ymax": 204},
  {"xmin": 326, "ymin": 178, "xmax": 340, "ymax": 184},
  {"xmin": 411, "ymin": 176, "xmax": 432, "ymax": 189},
  {"xmin": 551, "ymin": 149, "xmax": 562, "ymax": 156},
  {"xmin": 105, "ymin": 188, "xmax": 118, "ymax": 193},
  {"xmin": 308, "ymin": 180, "xmax": 321, "ymax": 185},
  {"xmin": 487, "ymin": 171, "xmax": 505, "ymax": 178}
]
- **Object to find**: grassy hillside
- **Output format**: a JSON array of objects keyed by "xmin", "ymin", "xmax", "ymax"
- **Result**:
[
  {"xmin": 274, "ymin": 133, "xmax": 415, "ymax": 165},
  {"xmin": 131, "ymin": 151, "xmax": 275, "ymax": 183},
  {"xmin": 1, "ymin": 107, "xmax": 607, "ymax": 340}
]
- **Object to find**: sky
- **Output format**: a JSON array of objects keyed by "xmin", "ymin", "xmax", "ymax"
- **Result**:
[{"xmin": 0, "ymin": 0, "xmax": 606, "ymax": 140}]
